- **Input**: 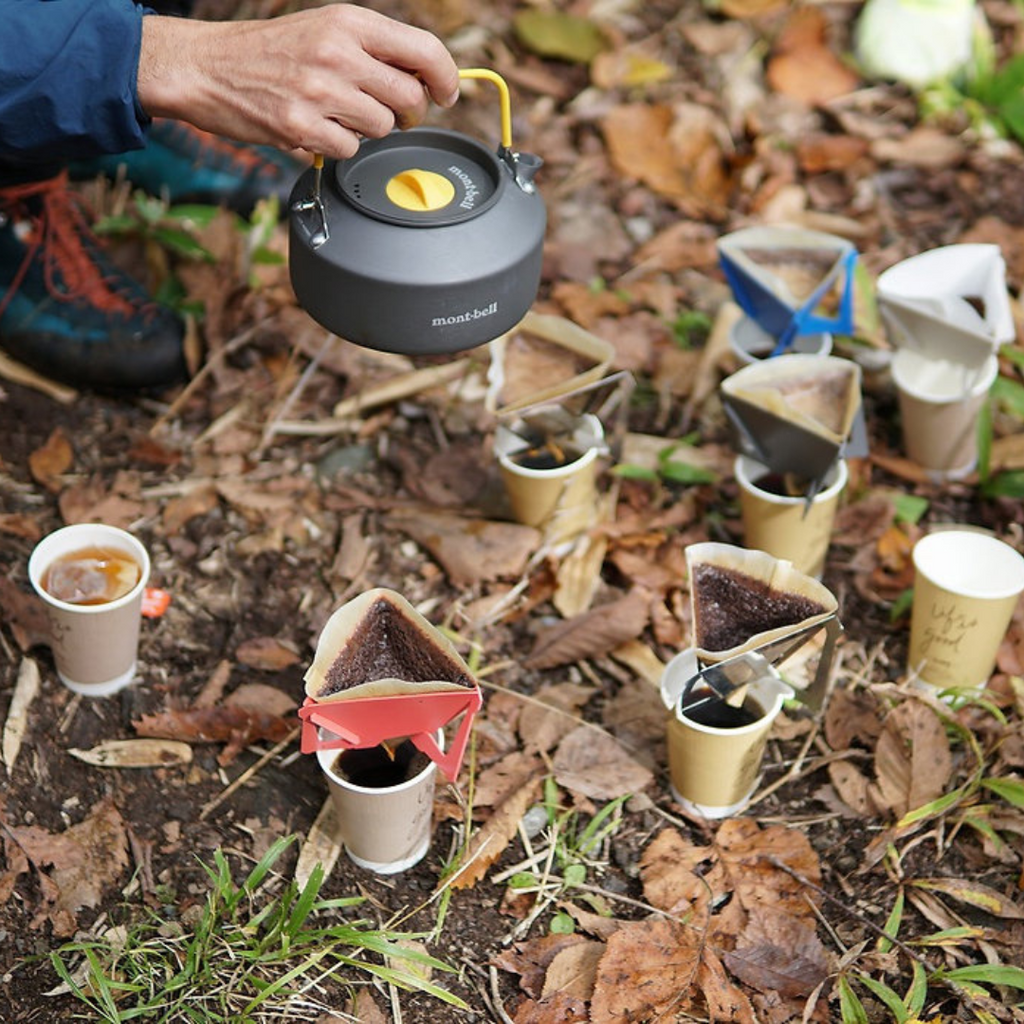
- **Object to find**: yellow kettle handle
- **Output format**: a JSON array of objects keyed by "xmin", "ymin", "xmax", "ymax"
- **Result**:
[
  {"xmin": 310, "ymin": 68, "xmax": 515, "ymax": 170},
  {"xmin": 457, "ymin": 68, "xmax": 513, "ymax": 150}
]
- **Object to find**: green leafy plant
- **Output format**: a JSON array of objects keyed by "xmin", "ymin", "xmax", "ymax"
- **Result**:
[
  {"xmin": 614, "ymin": 434, "xmax": 718, "ymax": 486},
  {"xmin": 51, "ymin": 835, "xmax": 465, "ymax": 1022},
  {"xmin": 504, "ymin": 778, "xmax": 629, "ymax": 937}
]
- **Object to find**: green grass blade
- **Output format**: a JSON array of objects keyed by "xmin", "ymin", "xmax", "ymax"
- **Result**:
[
  {"xmin": 838, "ymin": 975, "xmax": 869, "ymax": 1024},
  {"xmin": 877, "ymin": 888, "xmax": 904, "ymax": 953},
  {"xmin": 856, "ymin": 973, "xmax": 910, "ymax": 1023}
]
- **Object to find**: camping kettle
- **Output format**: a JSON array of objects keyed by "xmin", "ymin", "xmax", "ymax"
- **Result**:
[{"xmin": 288, "ymin": 69, "xmax": 546, "ymax": 356}]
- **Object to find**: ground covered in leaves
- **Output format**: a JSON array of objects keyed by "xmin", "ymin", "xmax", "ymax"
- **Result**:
[{"xmin": 3, "ymin": 0, "xmax": 1024, "ymax": 1021}]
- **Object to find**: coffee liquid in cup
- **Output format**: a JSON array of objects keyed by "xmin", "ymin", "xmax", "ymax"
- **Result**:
[
  {"xmin": 332, "ymin": 740, "xmax": 430, "ymax": 788},
  {"xmin": 41, "ymin": 546, "xmax": 141, "ymax": 606},
  {"xmin": 682, "ymin": 691, "xmax": 764, "ymax": 729}
]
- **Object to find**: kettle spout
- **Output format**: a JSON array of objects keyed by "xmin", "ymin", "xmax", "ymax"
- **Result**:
[{"xmin": 500, "ymin": 147, "xmax": 543, "ymax": 194}]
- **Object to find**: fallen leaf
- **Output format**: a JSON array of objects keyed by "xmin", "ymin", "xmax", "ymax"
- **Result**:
[
  {"xmin": 871, "ymin": 700, "xmax": 952, "ymax": 818},
  {"xmin": 871, "ymin": 127, "xmax": 966, "ymax": 170},
  {"xmin": 28, "ymin": 427, "xmax": 73, "ymax": 493},
  {"xmin": 512, "ymin": 993, "xmax": 589, "ymax": 1024},
  {"xmin": 162, "ymin": 483, "xmax": 219, "ymax": 536},
  {"xmin": 725, "ymin": 906, "xmax": 829, "ymax": 997},
  {"xmin": 388, "ymin": 512, "xmax": 540, "ymax": 587},
  {"xmin": 2, "ymin": 657, "xmax": 40, "ymax": 775},
  {"xmin": 797, "ymin": 133, "xmax": 870, "ymax": 174},
  {"xmin": 525, "ymin": 588, "xmax": 650, "ymax": 670},
  {"xmin": 235, "ymin": 636, "xmax": 301, "ymax": 671},
  {"xmin": 6, "ymin": 798, "xmax": 129, "ymax": 936},
  {"xmin": 344, "ymin": 987, "xmax": 389, "ymax": 1024},
  {"xmin": 0, "ymin": 512, "xmax": 42, "ymax": 542},
  {"xmin": 824, "ymin": 685, "xmax": 884, "ymax": 750},
  {"xmin": 541, "ymin": 939, "xmax": 605, "ymax": 1000},
  {"xmin": 553, "ymin": 726, "xmax": 654, "ymax": 801},
  {"xmin": 493, "ymin": 933, "xmax": 591, "ymax": 999},
  {"xmin": 699, "ymin": 948, "xmax": 757, "ymax": 1023},
  {"xmin": 0, "ymin": 577, "xmax": 50, "ymax": 651},
  {"xmin": 133, "ymin": 705, "xmax": 294, "ymax": 766},
  {"xmin": 590, "ymin": 918, "xmax": 699, "ymax": 1022},
  {"xmin": 473, "ymin": 751, "xmax": 545, "ymax": 810},
  {"xmin": 68, "ymin": 739, "xmax": 193, "ymax": 769},
  {"xmin": 513, "ymin": 9, "xmax": 608, "ymax": 63},
  {"xmin": 448, "ymin": 776, "xmax": 542, "ymax": 890},
  {"xmin": 225, "ymin": 682, "xmax": 298, "ymax": 717},
  {"xmin": 827, "ymin": 760, "xmax": 876, "ymax": 816},
  {"xmin": 766, "ymin": 7, "xmax": 859, "ymax": 105},
  {"xmin": 518, "ymin": 683, "xmax": 594, "ymax": 755},
  {"xmin": 295, "ymin": 797, "xmax": 342, "ymax": 891},
  {"xmin": 591, "ymin": 47, "xmax": 673, "ymax": 90}
]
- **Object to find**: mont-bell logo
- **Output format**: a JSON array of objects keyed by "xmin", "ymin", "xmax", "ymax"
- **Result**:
[{"xmin": 431, "ymin": 301, "xmax": 498, "ymax": 328}]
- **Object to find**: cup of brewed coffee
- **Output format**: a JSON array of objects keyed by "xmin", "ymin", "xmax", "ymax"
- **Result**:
[{"xmin": 29, "ymin": 523, "xmax": 151, "ymax": 696}]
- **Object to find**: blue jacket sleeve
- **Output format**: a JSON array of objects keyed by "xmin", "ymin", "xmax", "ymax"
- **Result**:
[{"xmin": 0, "ymin": 0, "xmax": 151, "ymax": 164}]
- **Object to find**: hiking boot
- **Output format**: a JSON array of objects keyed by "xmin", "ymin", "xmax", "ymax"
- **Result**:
[
  {"xmin": 71, "ymin": 119, "xmax": 304, "ymax": 216},
  {"xmin": 0, "ymin": 172, "xmax": 187, "ymax": 392}
]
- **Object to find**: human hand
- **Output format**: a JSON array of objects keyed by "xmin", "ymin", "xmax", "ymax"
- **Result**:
[{"xmin": 137, "ymin": 5, "xmax": 460, "ymax": 159}]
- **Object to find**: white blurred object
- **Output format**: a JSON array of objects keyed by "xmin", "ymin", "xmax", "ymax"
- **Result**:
[{"xmin": 854, "ymin": 0, "xmax": 988, "ymax": 90}]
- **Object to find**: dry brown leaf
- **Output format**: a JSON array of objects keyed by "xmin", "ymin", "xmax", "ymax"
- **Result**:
[
  {"xmin": 590, "ymin": 918, "xmax": 699, "ymax": 1022},
  {"xmin": 725, "ymin": 906, "xmax": 829, "ymax": 998},
  {"xmin": 797, "ymin": 133, "xmax": 870, "ymax": 174},
  {"xmin": 225, "ymin": 682, "xmax": 299, "ymax": 717},
  {"xmin": 512, "ymin": 993, "xmax": 589, "ymax": 1024},
  {"xmin": 162, "ymin": 483, "xmax": 219, "ymax": 536},
  {"xmin": 493, "ymin": 933, "xmax": 591, "ymax": 999},
  {"xmin": 824, "ymin": 685, "xmax": 885, "ymax": 750},
  {"xmin": 6, "ymin": 798, "xmax": 129, "ymax": 937},
  {"xmin": 601, "ymin": 677, "xmax": 667, "ymax": 760},
  {"xmin": 68, "ymin": 739, "xmax": 193, "ymax": 769},
  {"xmin": 525, "ymin": 588, "xmax": 650, "ymax": 670},
  {"xmin": 388, "ymin": 511, "xmax": 540, "ymax": 587},
  {"xmin": 133, "ymin": 705, "xmax": 293, "ymax": 766},
  {"xmin": 28, "ymin": 427, "xmax": 73, "ymax": 493},
  {"xmin": 871, "ymin": 127, "xmax": 966, "ymax": 170},
  {"xmin": 0, "ymin": 577, "xmax": 50, "ymax": 651},
  {"xmin": 472, "ymin": 751, "xmax": 545, "ymax": 811},
  {"xmin": 551, "ymin": 281, "xmax": 630, "ymax": 329},
  {"xmin": 871, "ymin": 701, "xmax": 952, "ymax": 818},
  {"xmin": 541, "ymin": 939, "xmax": 605, "ymax": 1000},
  {"xmin": 720, "ymin": 0, "xmax": 788, "ymax": 16},
  {"xmin": 448, "ymin": 776, "xmax": 542, "ymax": 890},
  {"xmin": 559, "ymin": 901, "xmax": 627, "ymax": 941},
  {"xmin": 2, "ymin": 657, "xmax": 40, "ymax": 775},
  {"xmin": 0, "ymin": 512, "xmax": 43, "ymax": 542},
  {"xmin": 295, "ymin": 797, "xmax": 342, "ymax": 891},
  {"xmin": 601, "ymin": 104, "xmax": 730, "ymax": 214},
  {"xmin": 699, "ymin": 948, "xmax": 757, "ymax": 1023},
  {"xmin": 633, "ymin": 220, "xmax": 719, "ymax": 275},
  {"xmin": 640, "ymin": 827, "xmax": 715, "ymax": 916},
  {"xmin": 518, "ymin": 683, "xmax": 594, "ymax": 755},
  {"xmin": 59, "ymin": 476, "xmax": 149, "ymax": 529},
  {"xmin": 827, "ymin": 760, "xmax": 876, "ymax": 816},
  {"xmin": 234, "ymin": 636, "xmax": 301, "ymax": 671},
  {"xmin": 553, "ymin": 726, "xmax": 654, "ymax": 801},
  {"xmin": 766, "ymin": 8, "xmax": 858, "ymax": 105}
]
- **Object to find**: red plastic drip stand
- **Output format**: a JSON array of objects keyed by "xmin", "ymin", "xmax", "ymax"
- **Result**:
[{"xmin": 298, "ymin": 687, "xmax": 483, "ymax": 782}]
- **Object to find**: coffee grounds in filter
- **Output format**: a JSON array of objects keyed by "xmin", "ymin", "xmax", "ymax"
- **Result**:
[{"xmin": 692, "ymin": 562, "xmax": 827, "ymax": 653}]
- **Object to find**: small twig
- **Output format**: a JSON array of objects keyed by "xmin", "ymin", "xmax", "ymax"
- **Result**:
[
  {"xmin": 199, "ymin": 726, "xmax": 300, "ymax": 820},
  {"xmin": 766, "ymin": 856, "xmax": 933, "ymax": 968},
  {"xmin": 489, "ymin": 965, "xmax": 516, "ymax": 1024}
]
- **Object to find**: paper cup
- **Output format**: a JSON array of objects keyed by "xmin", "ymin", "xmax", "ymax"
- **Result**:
[
  {"xmin": 735, "ymin": 455, "xmax": 847, "ymax": 579},
  {"xmin": 662, "ymin": 649, "xmax": 793, "ymax": 818},
  {"xmin": 497, "ymin": 413, "xmax": 603, "ymax": 546},
  {"xmin": 908, "ymin": 530, "xmax": 1024, "ymax": 692},
  {"xmin": 28, "ymin": 523, "xmax": 151, "ymax": 696},
  {"xmin": 891, "ymin": 349, "xmax": 998, "ymax": 478},
  {"xmin": 729, "ymin": 315, "xmax": 832, "ymax": 366},
  {"xmin": 316, "ymin": 731, "xmax": 441, "ymax": 874}
]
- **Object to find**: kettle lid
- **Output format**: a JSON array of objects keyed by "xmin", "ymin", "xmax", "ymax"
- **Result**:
[{"xmin": 336, "ymin": 127, "xmax": 505, "ymax": 228}]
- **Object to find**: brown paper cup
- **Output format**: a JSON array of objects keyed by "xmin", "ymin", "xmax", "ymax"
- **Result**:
[
  {"xmin": 497, "ymin": 413, "xmax": 603, "ymax": 547},
  {"xmin": 908, "ymin": 530, "xmax": 1024, "ymax": 692},
  {"xmin": 728, "ymin": 315, "xmax": 832, "ymax": 366},
  {"xmin": 662, "ymin": 649, "xmax": 793, "ymax": 818},
  {"xmin": 316, "ymin": 731, "xmax": 441, "ymax": 874},
  {"xmin": 28, "ymin": 524, "xmax": 151, "ymax": 697},
  {"xmin": 891, "ymin": 349, "xmax": 998, "ymax": 478},
  {"xmin": 735, "ymin": 455, "xmax": 847, "ymax": 578}
]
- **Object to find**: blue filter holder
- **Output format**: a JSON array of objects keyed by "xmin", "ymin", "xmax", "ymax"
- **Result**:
[{"xmin": 717, "ymin": 226, "xmax": 858, "ymax": 355}]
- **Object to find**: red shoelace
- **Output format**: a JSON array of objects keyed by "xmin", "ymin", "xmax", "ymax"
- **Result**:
[{"xmin": 0, "ymin": 172, "xmax": 140, "ymax": 321}]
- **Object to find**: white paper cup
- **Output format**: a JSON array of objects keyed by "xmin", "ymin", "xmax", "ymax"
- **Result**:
[
  {"xmin": 735, "ymin": 456, "xmax": 847, "ymax": 579},
  {"xmin": 729, "ymin": 315, "xmax": 832, "ymax": 366},
  {"xmin": 891, "ymin": 349, "xmax": 998, "ymax": 479},
  {"xmin": 909, "ymin": 530, "xmax": 1024, "ymax": 692},
  {"xmin": 316, "ymin": 731, "xmax": 441, "ymax": 874},
  {"xmin": 28, "ymin": 524, "xmax": 150, "ymax": 696}
]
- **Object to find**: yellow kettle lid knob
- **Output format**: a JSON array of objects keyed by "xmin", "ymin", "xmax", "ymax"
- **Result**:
[{"xmin": 386, "ymin": 168, "xmax": 456, "ymax": 212}]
